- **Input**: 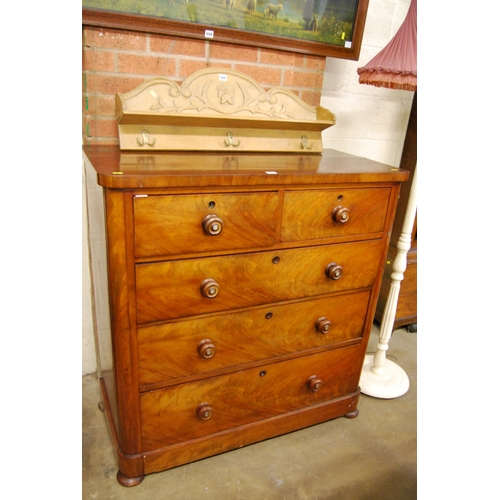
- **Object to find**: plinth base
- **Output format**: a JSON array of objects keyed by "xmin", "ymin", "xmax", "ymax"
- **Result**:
[{"xmin": 360, "ymin": 355, "xmax": 410, "ymax": 399}]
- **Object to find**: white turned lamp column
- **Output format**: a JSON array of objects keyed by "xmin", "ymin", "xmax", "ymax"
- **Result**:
[
  {"xmin": 356, "ymin": 0, "xmax": 417, "ymax": 399},
  {"xmin": 359, "ymin": 166, "xmax": 416, "ymax": 398}
]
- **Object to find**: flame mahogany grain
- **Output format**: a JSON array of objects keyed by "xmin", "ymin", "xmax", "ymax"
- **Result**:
[{"xmin": 83, "ymin": 146, "xmax": 408, "ymax": 486}]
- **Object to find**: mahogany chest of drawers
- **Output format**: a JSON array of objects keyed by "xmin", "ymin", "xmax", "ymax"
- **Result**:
[{"xmin": 83, "ymin": 146, "xmax": 408, "ymax": 486}]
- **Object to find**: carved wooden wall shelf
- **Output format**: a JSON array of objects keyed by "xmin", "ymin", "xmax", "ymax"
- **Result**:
[{"xmin": 116, "ymin": 68, "xmax": 336, "ymax": 153}]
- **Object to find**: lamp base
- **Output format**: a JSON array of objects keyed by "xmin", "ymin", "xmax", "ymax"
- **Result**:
[{"xmin": 360, "ymin": 355, "xmax": 410, "ymax": 399}]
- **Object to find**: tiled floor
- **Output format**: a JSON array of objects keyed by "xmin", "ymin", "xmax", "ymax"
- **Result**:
[{"xmin": 83, "ymin": 323, "xmax": 417, "ymax": 499}]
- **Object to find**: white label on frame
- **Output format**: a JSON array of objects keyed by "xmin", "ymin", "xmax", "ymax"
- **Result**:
[
  {"xmin": 205, "ymin": 30, "xmax": 214, "ymax": 38},
  {"xmin": 344, "ymin": 41, "xmax": 352, "ymax": 48},
  {"xmin": 219, "ymin": 74, "xmax": 228, "ymax": 82}
]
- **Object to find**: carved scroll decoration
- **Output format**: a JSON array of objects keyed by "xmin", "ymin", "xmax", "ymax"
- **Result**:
[{"xmin": 116, "ymin": 68, "xmax": 335, "ymax": 152}]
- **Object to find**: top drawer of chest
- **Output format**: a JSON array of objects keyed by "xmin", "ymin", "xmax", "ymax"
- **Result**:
[
  {"xmin": 133, "ymin": 186, "xmax": 392, "ymax": 258},
  {"xmin": 281, "ymin": 188, "xmax": 391, "ymax": 242},
  {"xmin": 134, "ymin": 191, "xmax": 280, "ymax": 258}
]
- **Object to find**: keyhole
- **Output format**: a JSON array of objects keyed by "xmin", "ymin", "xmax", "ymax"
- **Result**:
[
  {"xmin": 208, "ymin": 201, "xmax": 216, "ymax": 208},
  {"xmin": 260, "ymin": 371, "xmax": 267, "ymax": 377},
  {"xmin": 272, "ymin": 256, "xmax": 280, "ymax": 264},
  {"xmin": 337, "ymin": 195, "xmax": 343, "ymax": 201},
  {"xmin": 266, "ymin": 312, "xmax": 273, "ymax": 319}
]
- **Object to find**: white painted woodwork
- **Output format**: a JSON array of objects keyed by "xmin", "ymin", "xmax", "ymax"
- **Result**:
[{"xmin": 359, "ymin": 165, "xmax": 417, "ymax": 398}]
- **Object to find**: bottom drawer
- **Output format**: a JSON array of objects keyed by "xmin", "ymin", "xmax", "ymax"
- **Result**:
[{"xmin": 141, "ymin": 344, "xmax": 361, "ymax": 451}]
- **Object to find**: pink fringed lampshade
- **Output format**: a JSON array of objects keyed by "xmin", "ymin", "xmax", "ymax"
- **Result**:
[{"xmin": 357, "ymin": 0, "xmax": 417, "ymax": 92}]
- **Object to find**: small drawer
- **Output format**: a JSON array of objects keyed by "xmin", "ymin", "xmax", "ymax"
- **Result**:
[
  {"xmin": 138, "ymin": 291, "xmax": 370, "ymax": 386},
  {"xmin": 281, "ymin": 188, "xmax": 391, "ymax": 242},
  {"xmin": 134, "ymin": 191, "xmax": 279, "ymax": 258},
  {"xmin": 140, "ymin": 344, "xmax": 361, "ymax": 451},
  {"xmin": 135, "ymin": 239, "xmax": 383, "ymax": 323}
]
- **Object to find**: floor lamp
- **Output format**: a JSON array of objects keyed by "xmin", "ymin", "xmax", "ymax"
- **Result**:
[{"xmin": 357, "ymin": 0, "xmax": 417, "ymax": 398}]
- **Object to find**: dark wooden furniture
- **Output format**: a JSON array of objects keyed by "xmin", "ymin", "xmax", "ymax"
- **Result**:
[
  {"xmin": 84, "ymin": 146, "xmax": 408, "ymax": 486},
  {"xmin": 375, "ymin": 93, "xmax": 417, "ymax": 331}
]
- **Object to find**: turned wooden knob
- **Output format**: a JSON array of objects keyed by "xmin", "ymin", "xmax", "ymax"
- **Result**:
[
  {"xmin": 325, "ymin": 263, "xmax": 343, "ymax": 280},
  {"xmin": 307, "ymin": 375, "xmax": 323, "ymax": 392},
  {"xmin": 315, "ymin": 317, "xmax": 332, "ymax": 334},
  {"xmin": 202, "ymin": 214, "xmax": 223, "ymax": 235},
  {"xmin": 332, "ymin": 206, "xmax": 350, "ymax": 224},
  {"xmin": 196, "ymin": 403, "xmax": 213, "ymax": 421},
  {"xmin": 200, "ymin": 278, "xmax": 220, "ymax": 298},
  {"xmin": 197, "ymin": 339, "xmax": 216, "ymax": 359}
]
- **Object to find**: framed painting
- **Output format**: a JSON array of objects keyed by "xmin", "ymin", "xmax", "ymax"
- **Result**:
[{"xmin": 82, "ymin": 0, "xmax": 369, "ymax": 60}]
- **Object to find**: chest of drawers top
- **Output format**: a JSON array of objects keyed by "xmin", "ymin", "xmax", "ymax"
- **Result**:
[{"xmin": 83, "ymin": 146, "xmax": 408, "ymax": 190}]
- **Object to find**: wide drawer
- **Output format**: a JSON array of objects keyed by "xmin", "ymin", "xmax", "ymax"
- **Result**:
[
  {"xmin": 134, "ymin": 191, "xmax": 279, "ymax": 258},
  {"xmin": 281, "ymin": 188, "xmax": 391, "ymax": 242},
  {"xmin": 138, "ymin": 290, "xmax": 370, "ymax": 386},
  {"xmin": 135, "ymin": 239, "xmax": 383, "ymax": 323},
  {"xmin": 140, "ymin": 344, "xmax": 362, "ymax": 450}
]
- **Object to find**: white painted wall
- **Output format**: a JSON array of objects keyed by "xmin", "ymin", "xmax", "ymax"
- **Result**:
[
  {"xmin": 321, "ymin": 0, "xmax": 414, "ymax": 167},
  {"xmin": 81, "ymin": 0, "xmax": 416, "ymax": 375},
  {"xmin": 82, "ymin": 162, "xmax": 97, "ymax": 375}
]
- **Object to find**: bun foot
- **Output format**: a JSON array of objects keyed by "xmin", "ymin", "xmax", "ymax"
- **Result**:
[
  {"xmin": 117, "ymin": 470, "xmax": 144, "ymax": 487},
  {"xmin": 344, "ymin": 409, "xmax": 359, "ymax": 419}
]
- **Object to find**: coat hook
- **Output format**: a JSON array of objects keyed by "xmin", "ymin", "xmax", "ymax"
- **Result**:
[
  {"xmin": 137, "ymin": 130, "xmax": 156, "ymax": 147},
  {"xmin": 224, "ymin": 132, "xmax": 241, "ymax": 148},
  {"xmin": 300, "ymin": 135, "xmax": 314, "ymax": 150}
]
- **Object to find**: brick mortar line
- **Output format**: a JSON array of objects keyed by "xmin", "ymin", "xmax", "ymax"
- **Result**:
[
  {"xmin": 82, "ymin": 69, "xmax": 324, "ymax": 82},
  {"xmin": 83, "ymin": 48, "xmax": 322, "ymax": 72}
]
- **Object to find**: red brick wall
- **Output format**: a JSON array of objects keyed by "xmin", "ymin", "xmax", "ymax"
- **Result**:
[{"xmin": 82, "ymin": 26, "xmax": 326, "ymax": 145}]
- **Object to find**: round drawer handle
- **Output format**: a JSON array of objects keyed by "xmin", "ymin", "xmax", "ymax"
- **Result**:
[
  {"xmin": 200, "ymin": 278, "xmax": 220, "ymax": 298},
  {"xmin": 197, "ymin": 339, "xmax": 216, "ymax": 359},
  {"xmin": 315, "ymin": 317, "xmax": 332, "ymax": 334},
  {"xmin": 196, "ymin": 403, "xmax": 213, "ymax": 421},
  {"xmin": 202, "ymin": 214, "xmax": 224, "ymax": 236},
  {"xmin": 307, "ymin": 375, "xmax": 323, "ymax": 392},
  {"xmin": 332, "ymin": 206, "xmax": 350, "ymax": 224},
  {"xmin": 325, "ymin": 263, "xmax": 343, "ymax": 280}
]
